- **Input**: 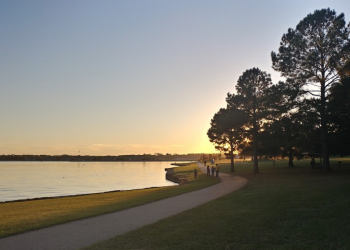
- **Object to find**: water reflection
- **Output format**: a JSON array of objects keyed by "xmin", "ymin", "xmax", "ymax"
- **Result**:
[{"xmin": 0, "ymin": 161, "xmax": 183, "ymax": 202}]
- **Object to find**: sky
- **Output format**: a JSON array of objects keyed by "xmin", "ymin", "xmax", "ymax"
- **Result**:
[{"xmin": 1, "ymin": 0, "xmax": 350, "ymax": 156}]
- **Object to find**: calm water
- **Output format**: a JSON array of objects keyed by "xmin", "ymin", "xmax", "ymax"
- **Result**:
[{"xmin": 0, "ymin": 161, "xmax": 183, "ymax": 202}]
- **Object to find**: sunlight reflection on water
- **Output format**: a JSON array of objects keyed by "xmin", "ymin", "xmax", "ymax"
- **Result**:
[{"xmin": 0, "ymin": 161, "xmax": 185, "ymax": 202}]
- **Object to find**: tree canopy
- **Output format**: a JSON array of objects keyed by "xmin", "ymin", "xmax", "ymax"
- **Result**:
[
  {"xmin": 235, "ymin": 68, "xmax": 273, "ymax": 173},
  {"xmin": 271, "ymin": 8, "xmax": 350, "ymax": 170},
  {"xmin": 208, "ymin": 8, "xmax": 350, "ymax": 173},
  {"xmin": 207, "ymin": 105, "xmax": 248, "ymax": 172}
]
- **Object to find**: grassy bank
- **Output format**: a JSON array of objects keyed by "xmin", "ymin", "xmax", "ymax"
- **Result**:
[
  {"xmin": 83, "ymin": 158, "xmax": 350, "ymax": 250},
  {"xmin": 0, "ymin": 163, "xmax": 219, "ymax": 238}
]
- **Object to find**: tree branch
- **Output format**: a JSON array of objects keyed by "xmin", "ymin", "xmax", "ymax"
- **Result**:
[{"xmin": 307, "ymin": 90, "xmax": 321, "ymax": 97}]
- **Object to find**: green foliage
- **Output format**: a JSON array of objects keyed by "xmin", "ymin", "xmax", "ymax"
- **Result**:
[
  {"xmin": 271, "ymin": 8, "xmax": 349, "ymax": 84},
  {"xmin": 208, "ymin": 8, "xmax": 350, "ymax": 167},
  {"xmin": 260, "ymin": 79, "xmax": 316, "ymax": 165},
  {"xmin": 230, "ymin": 68, "xmax": 273, "ymax": 173},
  {"xmin": 328, "ymin": 77, "xmax": 350, "ymax": 155},
  {"xmin": 271, "ymin": 8, "xmax": 350, "ymax": 169},
  {"xmin": 207, "ymin": 106, "xmax": 248, "ymax": 172}
]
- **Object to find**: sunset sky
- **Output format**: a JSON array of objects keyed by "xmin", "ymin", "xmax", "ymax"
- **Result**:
[{"xmin": 1, "ymin": 0, "xmax": 350, "ymax": 156}]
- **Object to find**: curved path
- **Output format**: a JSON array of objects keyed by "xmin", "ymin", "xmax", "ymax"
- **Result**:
[{"xmin": 0, "ymin": 163, "xmax": 248, "ymax": 250}]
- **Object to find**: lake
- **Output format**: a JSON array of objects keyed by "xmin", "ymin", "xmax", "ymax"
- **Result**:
[{"xmin": 0, "ymin": 161, "xmax": 186, "ymax": 202}]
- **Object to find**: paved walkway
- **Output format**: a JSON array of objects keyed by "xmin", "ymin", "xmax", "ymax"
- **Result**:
[{"xmin": 0, "ymin": 163, "xmax": 248, "ymax": 250}]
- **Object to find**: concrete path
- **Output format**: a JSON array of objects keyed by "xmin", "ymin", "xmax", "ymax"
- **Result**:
[{"xmin": 0, "ymin": 163, "xmax": 248, "ymax": 250}]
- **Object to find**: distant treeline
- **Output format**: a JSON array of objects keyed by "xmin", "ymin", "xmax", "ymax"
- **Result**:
[{"xmin": 0, "ymin": 153, "xmax": 222, "ymax": 162}]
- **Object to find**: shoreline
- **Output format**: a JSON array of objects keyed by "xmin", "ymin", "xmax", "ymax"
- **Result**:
[
  {"xmin": 0, "ymin": 161, "xmax": 185, "ymax": 203},
  {"xmin": 0, "ymin": 163, "xmax": 221, "ymax": 239},
  {"xmin": 0, "ymin": 163, "xmax": 246, "ymax": 249},
  {"xmin": 0, "ymin": 184, "xmax": 177, "ymax": 204}
]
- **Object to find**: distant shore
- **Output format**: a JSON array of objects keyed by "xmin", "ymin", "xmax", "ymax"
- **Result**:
[{"xmin": 0, "ymin": 153, "xmax": 220, "ymax": 162}]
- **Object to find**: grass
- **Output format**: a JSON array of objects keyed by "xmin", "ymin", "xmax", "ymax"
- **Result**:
[
  {"xmin": 171, "ymin": 162, "xmax": 196, "ymax": 166},
  {"xmin": 82, "ymin": 158, "xmax": 350, "ymax": 250},
  {"xmin": 0, "ymin": 163, "xmax": 219, "ymax": 238}
]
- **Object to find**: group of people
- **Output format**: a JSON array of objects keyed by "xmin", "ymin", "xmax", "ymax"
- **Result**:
[
  {"xmin": 206, "ymin": 164, "xmax": 220, "ymax": 177},
  {"xmin": 193, "ymin": 160, "xmax": 220, "ymax": 179},
  {"xmin": 202, "ymin": 160, "xmax": 220, "ymax": 177}
]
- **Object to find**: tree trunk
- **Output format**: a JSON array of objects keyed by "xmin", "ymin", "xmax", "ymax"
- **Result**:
[
  {"xmin": 288, "ymin": 149, "xmax": 294, "ymax": 167},
  {"xmin": 320, "ymin": 81, "xmax": 330, "ymax": 170},
  {"xmin": 230, "ymin": 152, "xmax": 235, "ymax": 172},
  {"xmin": 253, "ymin": 98, "xmax": 259, "ymax": 173},
  {"xmin": 230, "ymin": 143, "xmax": 235, "ymax": 172},
  {"xmin": 253, "ymin": 143, "xmax": 258, "ymax": 173}
]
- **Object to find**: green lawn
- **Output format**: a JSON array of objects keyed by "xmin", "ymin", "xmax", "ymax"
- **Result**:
[
  {"xmin": 0, "ymin": 163, "xmax": 219, "ymax": 238},
  {"xmin": 83, "ymin": 158, "xmax": 350, "ymax": 250}
]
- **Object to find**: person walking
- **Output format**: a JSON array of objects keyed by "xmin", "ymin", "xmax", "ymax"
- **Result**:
[
  {"xmin": 310, "ymin": 157, "xmax": 315, "ymax": 168},
  {"xmin": 206, "ymin": 165, "xmax": 210, "ymax": 177},
  {"xmin": 215, "ymin": 164, "xmax": 220, "ymax": 177},
  {"xmin": 211, "ymin": 165, "xmax": 215, "ymax": 176},
  {"xmin": 194, "ymin": 168, "xmax": 197, "ymax": 179}
]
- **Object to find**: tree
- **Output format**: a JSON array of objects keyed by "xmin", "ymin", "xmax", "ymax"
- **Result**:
[
  {"xmin": 228, "ymin": 68, "xmax": 273, "ymax": 173},
  {"xmin": 207, "ymin": 105, "xmax": 248, "ymax": 172},
  {"xmin": 262, "ymin": 79, "xmax": 306, "ymax": 166},
  {"xmin": 271, "ymin": 8, "xmax": 350, "ymax": 170},
  {"xmin": 328, "ymin": 76, "xmax": 350, "ymax": 155}
]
